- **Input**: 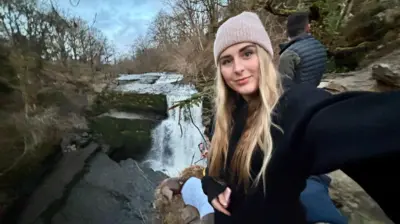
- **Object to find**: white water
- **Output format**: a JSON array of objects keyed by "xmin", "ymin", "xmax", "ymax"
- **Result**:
[{"xmin": 116, "ymin": 73, "xmax": 206, "ymax": 177}]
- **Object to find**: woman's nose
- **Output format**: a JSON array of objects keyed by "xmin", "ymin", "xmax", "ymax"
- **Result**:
[{"xmin": 233, "ymin": 60, "xmax": 245, "ymax": 74}]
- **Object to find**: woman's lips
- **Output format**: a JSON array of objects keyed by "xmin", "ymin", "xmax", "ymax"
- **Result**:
[{"xmin": 236, "ymin": 76, "xmax": 250, "ymax": 85}]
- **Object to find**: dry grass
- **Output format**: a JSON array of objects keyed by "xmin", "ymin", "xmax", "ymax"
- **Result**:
[{"xmin": 0, "ymin": 50, "xmax": 108, "ymax": 211}]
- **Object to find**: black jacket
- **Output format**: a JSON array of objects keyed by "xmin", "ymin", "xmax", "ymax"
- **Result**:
[{"xmin": 201, "ymin": 83, "xmax": 400, "ymax": 223}]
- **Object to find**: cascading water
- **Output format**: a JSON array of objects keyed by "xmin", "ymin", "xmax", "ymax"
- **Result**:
[{"xmin": 116, "ymin": 73, "xmax": 206, "ymax": 177}]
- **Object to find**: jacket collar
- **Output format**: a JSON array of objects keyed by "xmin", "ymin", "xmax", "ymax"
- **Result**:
[{"xmin": 279, "ymin": 33, "xmax": 314, "ymax": 55}]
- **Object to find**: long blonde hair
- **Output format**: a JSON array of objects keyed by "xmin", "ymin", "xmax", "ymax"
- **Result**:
[{"xmin": 208, "ymin": 45, "xmax": 283, "ymax": 192}]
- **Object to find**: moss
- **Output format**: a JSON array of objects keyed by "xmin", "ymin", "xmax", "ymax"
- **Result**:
[
  {"xmin": 0, "ymin": 133, "xmax": 60, "ymax": 207},
  {"xmin": 90, "ymin": 91, "xmax": 168, "ymax": 117},
  {"xmin": 89, "ymin": 116, "xmax": 158, "ymax": 161},
  {"xmin": 36, "ymin": 89, "xmax": 70, "ymax": 108}
]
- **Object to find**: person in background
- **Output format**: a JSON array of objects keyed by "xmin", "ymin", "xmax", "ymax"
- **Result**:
[
  {"xmin": 278, "ymin": 11, "xmax": 327, "ymax": 86},
  {"xmin": 201, "ymin": 11, "xmax": 400, "ymax": 224},
  {"xmin": 278, "ymin": 10, "xmax": 346, "ymax": 224}
]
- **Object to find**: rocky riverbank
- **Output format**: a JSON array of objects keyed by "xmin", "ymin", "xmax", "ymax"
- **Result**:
[
  {"xmin": 0, "ymin": 72, "xmax": 204, "ymax": 224},
  {"xmin": 6, "ymin": 131, "xmax": 167, "ymax": 224}
]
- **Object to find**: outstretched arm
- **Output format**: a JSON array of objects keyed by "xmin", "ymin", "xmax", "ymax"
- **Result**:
[
  {"xmin": 304, "ymin": 90, "xmax": 400, "ymax": 174},
  {"xmin": 304, "ymin": 90, "xmax": 400, "ymax": 223}
]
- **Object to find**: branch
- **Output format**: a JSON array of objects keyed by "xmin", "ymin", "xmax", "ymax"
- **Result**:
[
  {"xmin": 69, "ymin": 0, "xmax": 81, "ymax": 7},
  {"xmin": 263, "ymin": 1, "xmax": 296, "ymax": 17},
  {"xmin": 328, "ymin": 41, "xmax": 378, "ymax": 57}
]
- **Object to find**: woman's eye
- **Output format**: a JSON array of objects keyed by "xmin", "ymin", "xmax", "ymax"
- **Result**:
[
  {"xmin": 222, "ymin": 59, "xmax": 232, "ymax": 65},
  {"xmin": 243, "ymin": 51, "xmax": 253, "ymax": 58}
]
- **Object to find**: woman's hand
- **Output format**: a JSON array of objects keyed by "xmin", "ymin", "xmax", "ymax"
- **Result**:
[
  {"xmin": 201, "ymin": 149, "xmax": 209, "ymax": 158},
  {"xmin": 211, "ymin": 187, "xmax": 232, "ymax": 216}
]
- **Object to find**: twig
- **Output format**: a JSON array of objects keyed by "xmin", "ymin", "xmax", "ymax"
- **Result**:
[
  {"xmin": 69, "ymin": 0, "xmax": 81, "ymax": 7},
  {"xmin": 134, "ymin": 161, "xmax": 155, "ymax": 188},
  {"xmin": 187, "ymin": 105, "xmax": 207, "ymax": 143},
  {"xmin": 194, "ymin": 158, "xmax": 205, "ymax": 164},
  {"xmin": 178, "ymin": 107, "xmax": 183, "ymax": 137},
  {"xmin": 190, "ymin": 152, "xmax": 195, "ymax": 165},
  {"xmin": 138, "ymin": 209, "xmax": 146, "ymax": 224}
]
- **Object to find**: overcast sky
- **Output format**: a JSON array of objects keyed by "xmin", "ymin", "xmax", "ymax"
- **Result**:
[{"xmin": 57, "ymin": 0, "xmax": 165, "ymax": 55}]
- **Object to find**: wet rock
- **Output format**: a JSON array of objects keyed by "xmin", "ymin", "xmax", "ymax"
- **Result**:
[
  {"xmin": 17, "ymin": 142, "xmax": 100, "ymax": 224},
  {"xmin": 117, "ymin": 74, "xmax": 161, "ymax": 85},
  {"xmin": 90, "ymin": 90, "xmax": 168, "ymax": 118},
  {"xmin": 50, "ymin": 153, "xmax": 167, "ymax": 224},
  {"xmin": 371, "ymin": 63, "xmax": 400, "ymax": 88},
  {"xmin": 89, "ymin": 116, "xmax": 159, "ymax": 161},
  {"xmin": 60, "ymin": 132, "xmax": 93, "ymax": 152}
]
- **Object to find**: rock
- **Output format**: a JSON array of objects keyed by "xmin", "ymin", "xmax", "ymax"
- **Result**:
[
  {"xmin": 90, "ymin": 90, "xmax": 168, "ymax": 118},
  {"xmin": 60, "ymin": 132, "xmax": 93, "ymax": 152},
  {"xmin": 371, "ymin": 63, "xmax": 400, "ymax": 87},
  {"xmin": 17, "ymin": 142, "xmax": 100, "ymax": 224},
  {"xmin": 154, "ymin": 165, "xmax": 205, "ymax": 224},
  {"xmin": 50, "ymin": 153, "xmax": 167, "ymax": 224},
  {"xmin": 328, "ymin": 170, "xmax": 394, "ymax": 224},
  {"xmin": 181, "ymin": 206, "xmax": 199, "ymax": 223},
  {"xmin": 89, "ymin": 116, "xmax": 159, "ymax": 161},
  {"xmin": 318, "ymin": 81, "xmax": 347, "ymax": 93},
  {"xmin": 322, "ymin": 49, "xmax": 400, "ymax": 92},
  {"xmin": 117, "ymin": 74, "xmax": 161, "ymax": 85}
]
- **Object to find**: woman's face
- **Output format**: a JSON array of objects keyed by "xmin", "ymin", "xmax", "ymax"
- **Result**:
[{"xmin": 219, "ymin": 42, "xmax": 260, "ymax": 98}]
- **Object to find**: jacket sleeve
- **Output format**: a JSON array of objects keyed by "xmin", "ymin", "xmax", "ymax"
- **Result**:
[
  {"xmin": 201, "ymin": 168, "xmax": 227, "ymax": 203},
  {"xmin": 278, "ymin": 50, "xmax": 300, "ymax": 80},
  {"xmin": 303, "ymin": 90, "xmax": 400, "ymax": 174},
  {"xmin": 201, "ymin": 115, "xmax": 227, "ymax": 203}
]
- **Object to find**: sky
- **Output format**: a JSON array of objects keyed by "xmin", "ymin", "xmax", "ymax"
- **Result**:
[{"xmin": 57, "ymin": 0, "xmax": 166, "ymax": 55}]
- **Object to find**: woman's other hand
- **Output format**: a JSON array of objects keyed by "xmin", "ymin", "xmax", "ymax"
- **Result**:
[{"xmin": 211, "ymin": 187, "xmax": 232, "ymax": 216}]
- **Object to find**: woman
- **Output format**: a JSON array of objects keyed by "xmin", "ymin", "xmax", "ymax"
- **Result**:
[{"xmin": 201, "ymin": 11, "xmax": 400, "ymax": 224}]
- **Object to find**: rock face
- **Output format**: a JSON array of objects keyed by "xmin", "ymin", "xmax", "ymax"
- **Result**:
[
  {"xmin": 371, "ymin": 63, "xmax": 400, "ymax": 88},
  {"xmin": 50, "ymin": 153, "xmax": 167, "ymax": 224},
  {"xmin": 319, "ymin": 48, "xmax": 400, "ymax": 93},
  {"xmin": 89, "ymin": 116, "xmax": 159, "ymax": 161},
  {"xmin": 88, "ymin": 90, "xmax": 168, "ymax": 162},
  {"xmin": 13, "ymin": 131, "xmax": 167, "ymax": 224},
  {"xmin": 91, "ymin": 91, "xmax": 168, "ymax": 117}
]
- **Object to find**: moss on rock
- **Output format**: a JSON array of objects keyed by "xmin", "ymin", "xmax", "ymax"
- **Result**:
[
  {"xmin": 90, "ymin": 91, "xmax": 168, "ymax": 117},
  {"xmin": 89, "ymin": 116, "xmax": 158, "ymax": 161}
]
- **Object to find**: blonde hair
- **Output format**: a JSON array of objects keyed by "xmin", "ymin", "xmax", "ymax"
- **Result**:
[{"xmin": 208, "ymin": 45, "xmax": 283, "ymax": 192}]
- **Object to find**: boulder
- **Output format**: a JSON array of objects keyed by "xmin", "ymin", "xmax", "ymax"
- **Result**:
[
  {"xmin": 48, "ymin": 153, "xmax": 167, "ymax": 224},
  {"xmin": 321, "ymin": 48, "xmax": 400, "ymax": 93},
  {"xmin": 371, "ymin": 63, "xmax": 400, "ymax": 88},
  {"xmin": 154, "ymin": 165, "xmax": 205, "ymax": 224},
  {"xmin": 89, "ymin": 116, "xmax": 158, "ymax": 161},
  {"xmin": 90, "ymin": 90, "xmax": 168, "ymax": 118}
]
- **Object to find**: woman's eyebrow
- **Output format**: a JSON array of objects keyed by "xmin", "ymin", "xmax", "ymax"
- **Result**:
[
  {"xmin": 219, "ymin": 54, "xmax": 231, "ymax": 62},
  {"xmin": 240, "ymin": 44, "xmax": 256, "ymax": 52},
  {"xmin": 219, "ymin": 44, "xmax": 256, "ymax": 62}
]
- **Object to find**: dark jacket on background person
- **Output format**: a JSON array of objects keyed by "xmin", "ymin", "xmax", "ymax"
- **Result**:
[
  {"xmin": 201, "ymin": 81, "xmax": 400, "ymax": 224},
  {"xmin": 278, "ymin": 34, "xmax": 327, "ymax": 86}
]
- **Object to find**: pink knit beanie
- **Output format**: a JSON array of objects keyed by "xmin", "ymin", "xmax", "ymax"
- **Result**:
[{"xmin": 213, "ymin": 11, "xmax": 274, "ymax": 64}]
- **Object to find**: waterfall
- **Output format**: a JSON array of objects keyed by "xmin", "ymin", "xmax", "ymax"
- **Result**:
[
  {"xmin": 147, "ymin": 94, "xmax": 206, "ymax": 177},
  {"xmin": 116, "ymin": 73, "xmax": 206, "ymax": 177}
]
